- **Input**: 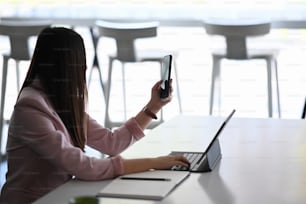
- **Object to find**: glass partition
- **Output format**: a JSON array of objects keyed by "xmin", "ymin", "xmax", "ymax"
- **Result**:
[{"xmin": 1, "ymin": 0, "xmax": 306, "ymax": 24}]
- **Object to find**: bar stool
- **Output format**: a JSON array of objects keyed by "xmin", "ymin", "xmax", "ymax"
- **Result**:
[
  {"xmin": 0, "ymin": 20, "xmax": 50, "ymax": 162},
  {"xmin": 92, "ymin": 20, "xmax": 182, "ymax": 129},
  {"xmin": 203, "ymin": 19, "xmax": 281, "ymax": 118}
]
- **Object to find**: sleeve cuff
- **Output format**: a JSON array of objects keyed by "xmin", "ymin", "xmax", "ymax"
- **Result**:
[
  {"xmin": 124, "ymin": 117, "xmax": 145, "ymax": 140},
  {"xmin": 111, "ymin": 155, "xmax": 125, "ymax": 176}
]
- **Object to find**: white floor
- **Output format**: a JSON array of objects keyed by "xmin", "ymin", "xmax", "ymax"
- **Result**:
[{"xmin": 1, "ymin": 26, "xmax": 306, "ymax": 187}]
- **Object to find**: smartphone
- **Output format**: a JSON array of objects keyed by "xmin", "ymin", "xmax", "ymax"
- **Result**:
[{"xmin": 160, "ymin": 55, "xmax": 172, "ymax": 98}]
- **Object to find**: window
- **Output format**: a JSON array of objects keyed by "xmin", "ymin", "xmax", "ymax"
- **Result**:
[{"xmin": 1, "ymin": 0, "xmax": 306, "ymax": 21}]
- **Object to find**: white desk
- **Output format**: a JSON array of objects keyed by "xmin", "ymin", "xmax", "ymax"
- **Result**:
[{"xmin": 34, "ymin": 115, "xmax": 306, "ymax": 204}]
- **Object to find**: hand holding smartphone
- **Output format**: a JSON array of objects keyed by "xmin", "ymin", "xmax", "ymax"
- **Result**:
[{"xmin": 159, "ymin": 55, "xmax": 172, "ymax": 98}]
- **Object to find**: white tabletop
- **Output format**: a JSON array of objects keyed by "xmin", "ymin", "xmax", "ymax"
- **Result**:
[{"xmin": 34, "ymin": 115, "xmax": 306, "ymax": 204}]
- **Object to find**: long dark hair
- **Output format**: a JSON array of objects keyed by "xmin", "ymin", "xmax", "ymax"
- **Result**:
[{"xmin": 20, "ymin": 27, "xmax": 88, "ymax": 151}]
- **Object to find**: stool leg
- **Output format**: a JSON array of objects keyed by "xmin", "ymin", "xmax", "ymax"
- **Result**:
[
  {"xmin": 87, "ymin": 32, "xmax": 105, "ymax": 101},
  {"xmin": 172, "ymin": 59, "xmax": 182, "ymax": 113},
  {"xmin": 158, "ymin": 61, "xmax": 165, "ymax": 122},
  {"xmin": 1, "ymin": 56, "xmax": 9, "ymax": 161},
  {"xmin": 97, "ymin": 63, "xmax": 106, "ymax": 100},
  {"xmin": 266, "ymin": 59, "xmax": 273, "ymax": 117},
  {"xmin": 121, "ymin": 62, "xmax": 127, "ymax": 120},
  {"xmin": 104, "ymin": 58, "xmax": 114, "ymax": 128},
  {"xmin": 87, "ymin": 66, "xmax": 94, "ymax": 87},
  {"xmin": 209, "ymin": 56, "xmax": 221, "ymax": 115},
  {"xmin": 273, "ymin": 58, "xmax": 281, "ymax": 118},
  {"xmin": 87, "ymin": 62, "xmax": 106, "ymax": 101},
  {"xmin": 16, "ymin": 60, "xmax": 21, "ymax": 92},
  {"xmin": 88, "ymin": 27, "xmax": 100, "ymax": 87}
]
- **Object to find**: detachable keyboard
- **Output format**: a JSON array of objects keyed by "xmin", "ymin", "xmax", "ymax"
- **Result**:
[{"xmin": 169, "ymin": 152, "xmax": 203, "ymax": 171}]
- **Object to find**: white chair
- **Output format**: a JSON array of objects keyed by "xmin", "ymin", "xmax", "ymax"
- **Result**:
[
  {"xmin": 0, "ymin": 20, "xmax": 50, "ymax": 162},
  {"xmin": 203, "ymin": 19, "xmax": 281, "ymax": 118},
  {"xmin": 92, "ymin": 20, "xmax": 182, "ymax": 129}
]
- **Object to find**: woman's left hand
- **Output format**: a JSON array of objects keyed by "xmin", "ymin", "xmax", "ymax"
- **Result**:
[{"xmin": 146, "ymin": 79, "xmax": 173, "ymax": 113}]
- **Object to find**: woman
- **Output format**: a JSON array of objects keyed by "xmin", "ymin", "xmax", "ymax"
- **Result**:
[{"xmin": 0, "ymin": 27, "xmax": 189, "ymax": 204}]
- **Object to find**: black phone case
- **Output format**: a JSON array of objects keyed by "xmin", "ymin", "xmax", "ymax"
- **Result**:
[
  {"xmin": 160, "ymin": 80, "xmax": 170, "ymax": 98},
  {"xmin": 160, "ymin": 55, "xmax": 172, "ymax": 98}
]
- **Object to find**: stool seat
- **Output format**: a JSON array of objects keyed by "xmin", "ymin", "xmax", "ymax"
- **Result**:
[{"xmin": 211, "ymin": 48, "xmax": 279, "ymax": 59}]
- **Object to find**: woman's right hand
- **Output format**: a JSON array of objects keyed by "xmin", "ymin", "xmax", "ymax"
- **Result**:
[
  {"xmin": 122, "ymin": 155, "xmax": 190, "ymax": 175},
  {"xmin": 151, "ymin": 155, "xmax": 190, "ymax": 170}
]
